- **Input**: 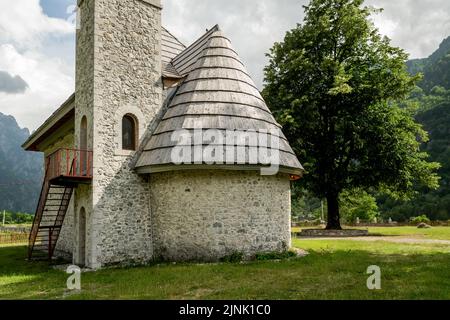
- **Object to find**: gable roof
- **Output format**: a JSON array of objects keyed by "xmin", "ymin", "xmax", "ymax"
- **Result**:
[
  {"xmin": 135, "ymin": 26, "xmax": 303, "ymax": 176},
  {"xmin": 162, "ymin": 27, "xmax": 186, "ymax": 66}
]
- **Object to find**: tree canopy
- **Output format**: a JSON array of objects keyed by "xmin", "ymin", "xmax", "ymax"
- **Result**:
[{"xmin": 263, "ymin": 0, "xmax": 440, "ymax": 229}]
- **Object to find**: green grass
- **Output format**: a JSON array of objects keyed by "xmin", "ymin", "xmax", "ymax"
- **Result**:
[
  {"xmin": 366, "ymin": 226, "xmax": 450, "ymax": 240},
  {"xmin": 292, "ymin": 226, "xmax": 450, "ymax": 240},
  {"xmin": 1, "ymin": 228, "xmax": 449, "ymax": 300}
]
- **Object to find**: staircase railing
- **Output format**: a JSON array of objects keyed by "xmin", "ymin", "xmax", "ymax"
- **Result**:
[
  {"xmin": 46, "ymin": 148, "xmax": 93, "ymax": 181},
  {"xmin": 48, "ymin": 186, "xmax": 74, "ymax": 258},
  {"xmin": 28, "ymin": 159, "xmax": 51, "ymax": 258}
]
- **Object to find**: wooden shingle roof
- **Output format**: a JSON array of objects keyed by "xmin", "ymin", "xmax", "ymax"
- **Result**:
[
  {"xmin": 162, "ymin": 27, "xmax": 186, "ymax": 79},
  {"xmin": 136, "ymin": 26, "xmax": 303, "ymax": 176}
]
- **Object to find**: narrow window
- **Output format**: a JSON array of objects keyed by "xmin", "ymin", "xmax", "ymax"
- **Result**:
[
  {"xmin": 80, "ymin": 116, "xmax": 87, "ymax": 150},
  {"xmin": 80, "ymin": 116, "xmax": 88, "ymax": 175},
  {"xmin": 122, "ymin": 114, "xmax": 137, "ymax": 151}
]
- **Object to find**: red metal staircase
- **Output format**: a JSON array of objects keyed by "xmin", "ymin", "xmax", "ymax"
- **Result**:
[{"xmin": 28, "ymin": 148, "xmax": 92, "ymax": 260}]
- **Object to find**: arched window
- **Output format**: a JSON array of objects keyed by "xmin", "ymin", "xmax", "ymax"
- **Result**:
[{"xmin": 122, "ymin": 114, "xmax": 138, "ymax": 151}]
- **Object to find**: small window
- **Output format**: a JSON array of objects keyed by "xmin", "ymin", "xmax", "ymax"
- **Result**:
[
  {"xmin": 122, "ymin": 114, "xmax": 138, "ymax": 151},
  {"xmin": 80, "ymin": 116, "xmax": 87, "ymax": 150}
]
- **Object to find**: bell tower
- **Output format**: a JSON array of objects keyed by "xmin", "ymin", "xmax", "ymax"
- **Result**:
[{"xmin": 74, "ymin": 0, "xmax": 163, "ymax": 268}]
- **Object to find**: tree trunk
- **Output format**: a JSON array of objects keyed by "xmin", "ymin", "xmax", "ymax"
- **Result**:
[{"xmin": 326, "ymin": 192, "xmax": 342, "ymax": 230}]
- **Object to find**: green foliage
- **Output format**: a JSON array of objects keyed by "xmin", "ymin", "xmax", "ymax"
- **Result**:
[
  {"xmin": 254, "ymin": 251, "xmax": 296, "ymax": 261},
  {"xmin": 410, "ymin": 215, "xmax": 431, "ymax": 224},
  {"xmin": 407, "ymin": 36, "xmax": 450, "ymax": 93},
  {"xmin": 291, "ymin": 183, "xmax": 324, "ymax": 220},
  {"xmin": 0, "ymin": 211, "xmax": 34, "ymax": 225},
  {"xmin": 263, "ymin": 0, "xmax": 440, "ymax": 228},
  {"xmin": 378, "ymin": 87, "xmax": 450, "ymax": 221},
  {"xmin": 340, "ymin": 189, "xmax": 379, "ymax": 223},
  {"xmin": 220, "ymin": 252, "xmax": 244, "ymax": 263}
]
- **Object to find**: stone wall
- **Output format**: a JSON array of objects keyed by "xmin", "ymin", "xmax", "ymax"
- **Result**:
[
  {"xmin": 75, "ymin": 0, "xmax": 163, "ymax": 267},
  {"xmin": 150, "ymin": 170, "xmax": 292, "ymax": 261},
  {"xmin": 298, "ymin": 229, "xmax": 369, "ymax": 237},
  {"xmin": 75, "ymin": 0, "xmax": 95, "ymax": 267}
]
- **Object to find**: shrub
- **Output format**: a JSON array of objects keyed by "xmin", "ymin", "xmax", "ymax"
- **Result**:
[
  {"xmin": 255, "ymin": 251, "xmax": 296, "ymax": 261},
  {"xmin": 220, "ymin": 252, "xmax": 244, "ymax": 263},
  {"xmin": 410, "ymin": 215, "xmax": 431, "ymax": 224}
]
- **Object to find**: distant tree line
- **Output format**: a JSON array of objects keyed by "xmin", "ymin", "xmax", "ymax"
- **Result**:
[{"xmin": 0, "ymin": 211, "xmax": 34, "ymax": 225}]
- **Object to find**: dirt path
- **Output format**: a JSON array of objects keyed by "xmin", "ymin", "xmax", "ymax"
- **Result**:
[{"xmin": 298, "ymin": 236, "xmax": 450, "ymax": 245}]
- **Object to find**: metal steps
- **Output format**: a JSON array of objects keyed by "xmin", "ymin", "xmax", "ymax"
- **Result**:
[{"xmin": 28, "ymin": 161, "xmax": 74, "ymax": 260}]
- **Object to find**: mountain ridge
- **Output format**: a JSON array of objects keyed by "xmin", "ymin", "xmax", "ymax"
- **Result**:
[
  {"xmin": 407, "ymin": 36, "xmax": 450, "ymax": 92},
  {"xmin": 0, "ymin": 112, "xmax": 43, "ymax": 213}
]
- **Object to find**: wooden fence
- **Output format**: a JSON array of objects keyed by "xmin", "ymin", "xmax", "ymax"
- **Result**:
[{"xmin": 0, "ymin": 233, "xmax": 29, "ymax": 245}]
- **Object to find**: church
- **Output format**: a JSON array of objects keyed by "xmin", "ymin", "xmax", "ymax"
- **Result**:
[{"xmin": 22, "ymin": 0, "xmax": 303, "ymax": 269}]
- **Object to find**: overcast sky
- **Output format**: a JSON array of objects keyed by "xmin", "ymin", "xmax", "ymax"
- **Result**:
[{"xmin": 0, "ymin": 0, "xmax": 449, "ymax": 131}]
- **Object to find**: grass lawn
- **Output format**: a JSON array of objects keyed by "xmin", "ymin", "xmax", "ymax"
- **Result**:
[
  {"xmin": 0, "ymin": 227, "xmax": 449, "ymax": 300},
  {"xmin": 292, "ymin": 226, "xmax": 450, "ymax": 240}
]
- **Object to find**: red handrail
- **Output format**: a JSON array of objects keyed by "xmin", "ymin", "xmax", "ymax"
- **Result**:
[{"xmin": 46, "ymin": 148, "xmax": 93, "ymax": 180}]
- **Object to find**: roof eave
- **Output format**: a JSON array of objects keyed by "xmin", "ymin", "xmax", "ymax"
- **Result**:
[
  {"xmin": 22, "ymin": 93, "xmax": 75, "ymax": 151},
  {"xmin": 135, "ymin": 164, "xmax": 304, "ymax": 177}
]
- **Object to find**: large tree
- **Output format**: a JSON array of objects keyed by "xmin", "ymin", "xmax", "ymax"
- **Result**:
[{"xmin": 263, "ymin": 0, "xmax": 440, "ymax": 229}]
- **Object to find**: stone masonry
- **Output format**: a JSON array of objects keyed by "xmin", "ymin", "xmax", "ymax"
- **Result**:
[
  {"xmin": 150, "ymin": 170, "xmax": 292, "ymax": 261},
  {"xmin": 75, "ymin": 0, "xmax": 163, "ymax": 268},
  {"xmin": 66, "ymin": 0, "xmax": 297, "ymax": 268}
]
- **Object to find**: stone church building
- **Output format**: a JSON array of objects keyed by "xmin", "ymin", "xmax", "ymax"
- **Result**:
[{"xmin": 23, "ymin": 0, "xmax": 303, "ymax": 269}]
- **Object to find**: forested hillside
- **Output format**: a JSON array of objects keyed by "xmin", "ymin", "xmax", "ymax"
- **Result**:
[
  {"xmin": 377, "ymin": 37, "xmax": 450, "ymax": 221},
  {"xmin": 407, "ymin": 36, "xmax": 450, "ymax": 92},
  {"xmin": 0, "ymin": 113, "xmax": 43, "ymax": 213}
]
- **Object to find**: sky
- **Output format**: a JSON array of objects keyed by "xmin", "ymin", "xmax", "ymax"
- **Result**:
[{"xmin": 0, "ymin": 0, "xmax": 449, "ymax": 132}]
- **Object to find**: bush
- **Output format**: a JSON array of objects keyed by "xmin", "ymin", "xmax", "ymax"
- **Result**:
[
  {"xmin": 255, "ymin": 251, "xmax": 296, "ymax": 261},
  {"xmin": 410, "ymin": 215, "xmax": 431, "ymax": 224},
  {"xmin": 220, "ymin": 252, "xmax": 244, "ymax": 263}
]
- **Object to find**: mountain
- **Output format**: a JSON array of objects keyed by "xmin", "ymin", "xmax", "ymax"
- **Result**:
[
  {"xmin": 378, "ymin": 36, "xmax": 450, "ymax": 221},
  {"xmin": 0, "ymin": 112, "xmax": 43, "ymax": 213},
  {"xmin": 407, "ymin": 36, "xmax": 450, "ymax": 92}
]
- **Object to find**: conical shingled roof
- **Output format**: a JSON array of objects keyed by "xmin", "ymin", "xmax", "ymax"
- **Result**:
[{"xmin": 135, "ymin": 26, "xmax": 303, "ymax": 175}]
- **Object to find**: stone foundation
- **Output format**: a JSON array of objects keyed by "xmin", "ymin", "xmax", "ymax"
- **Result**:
[{"xmin": 297, "ymin": 229, "xmax": 369, "ymax": 238}]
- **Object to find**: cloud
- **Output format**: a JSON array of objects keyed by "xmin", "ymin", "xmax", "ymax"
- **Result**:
[
  {"xmin": 367, "ymin": 0, "xmax": 450, "ymax": 59},
  {"xmin": 0, "ymin": 0, "xmax": 74, "ymax": 49},
  {"xmin": 162, "ymin": 0, "xmax": 307, "ymax": 89},
  {"xmin": 1, "ymin": 0, "xmax": 449, "ymax": 131},
  {"xmin": 0, "ymin": 0, "xmax": 75, "ymax": 131},
  {"xmin": 0, "ymin": 44, "xmax": 74, "ymax": 132},
  {"xmin": 163, "ymin": 0, "xmax": 450, "ymax": 88},
  {"xmin": 0, "ymin": 71, "xmax": 28, "ymax": 94}
]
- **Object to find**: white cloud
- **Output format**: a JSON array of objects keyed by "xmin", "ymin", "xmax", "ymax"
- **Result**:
[
  {"xmin": 1, "ymin": 0, "xmax": 449, "ymax": 131},
  {"xmin": 163, "ymin": 0, "xmax": 450, "ymax": 88},
  {"xmin": 162, "ymin": 0, "xmax": 306, "ymax": 89},
  {"xmin": 0, "ymin": 44, "xmax": 74, "ymax": 131},
  {"xmin": 0, "ymin": 0, "xmax": 73, "ymax": 49},
  {"xmin": 367, "ymin": 0, "xmax": 450, "ymax": 59},
  {"xmin": 0, "ymin": 0, "xmax": 75, "ymax": 131}
]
